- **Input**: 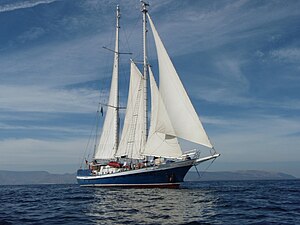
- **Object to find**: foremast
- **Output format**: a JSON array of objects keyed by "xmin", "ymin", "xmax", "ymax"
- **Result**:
[{"xmin": 94, "ymin": 5, "xmax": 120, "ymax": 160}]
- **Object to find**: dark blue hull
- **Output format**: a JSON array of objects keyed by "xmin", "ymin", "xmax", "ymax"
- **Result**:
[{"xmin": 77, "ymin": 161, "xmax": 193, "ymax": 188}]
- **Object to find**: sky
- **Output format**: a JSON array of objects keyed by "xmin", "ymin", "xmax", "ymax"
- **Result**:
[{"xmin": 0, "ymin": 0, "xmax": 299, "ymax": 177}]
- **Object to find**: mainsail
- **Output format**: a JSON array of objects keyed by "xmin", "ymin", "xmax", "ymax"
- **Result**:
[
  {"xmin": 147, "ymin": 14, "xmax": 213, "ymax": 148},
  {"xmin": 144, "ymin": 66, "xmax": 182, "ymax": 158},
  {"xmin": 94, "ymin": 7, "xmax": 120, "ymax": 159},
  {"xmin": 116, "ymin": 61, "xmax": 145, "ymax": 159}
]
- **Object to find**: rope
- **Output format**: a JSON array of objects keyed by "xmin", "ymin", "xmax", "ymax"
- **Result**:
[
  {"xmin": 194, "ymin": 158, "xmax": 217, "ymax": 179},
  {"xmin": 79, "ymin": 105, "xmax": 101, "ymax": 169}
]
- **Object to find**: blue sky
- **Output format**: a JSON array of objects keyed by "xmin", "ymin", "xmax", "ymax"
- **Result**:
[{"xmin": 0, "ymin": 0, "xmax": 299, "ymax": 176}]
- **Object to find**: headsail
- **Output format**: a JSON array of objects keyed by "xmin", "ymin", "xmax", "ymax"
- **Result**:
[
  {"xmin": 94, "ymin": 7, "xmax": 120, "ymax": 159},
  {"xmin": 116, "ymin": 61, "xmax": 145, "ymax": 159},
  {"xmin": 147, "ymin": 14, "xmax": 213, "ymax": 148},
  {"xmin": 144, "ymin": 66, "xmax": 182, "ymax": 158}
]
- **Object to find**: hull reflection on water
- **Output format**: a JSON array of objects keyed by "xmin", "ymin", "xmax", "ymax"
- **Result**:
[{"xmin": 85, "ymin": 187, "xmax": 217, "ymax": 225}]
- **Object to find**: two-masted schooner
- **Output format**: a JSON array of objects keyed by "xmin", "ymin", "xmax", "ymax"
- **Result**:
[{"xmin": 77, "ymin": 2, "xmax": 220, "ymax": 188}]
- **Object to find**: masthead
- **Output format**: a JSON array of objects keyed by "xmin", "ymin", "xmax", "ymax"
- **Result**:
[{"xmin": 141, "ymin": 1, "xmax": 149, "ymax": 13}]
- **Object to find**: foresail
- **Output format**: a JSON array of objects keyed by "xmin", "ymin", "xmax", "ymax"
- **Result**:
[
  {"xmin": 144, "ymin": 66, "xmax": 182, "ymax": 158},
  {"xmin": 94, "ymin": 30, "xmax": 119, "ymax": 160},
  {"xmin": 95, "ymin": 104, "xmax": 117, "ymax": 159},
  {"xmin": 147, "ymin": 14, "xmax": 213, "ymax": 148},
  {"xmin": 116, "ymin": 61, "xmax": 145, "ymax": 159}
]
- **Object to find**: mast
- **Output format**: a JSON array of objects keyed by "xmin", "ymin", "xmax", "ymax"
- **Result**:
[
  {"xmin": 141, "ymin": 1, "xmax": 149, "ymax": 142},
  {"xmin": 94, "ymin": 5, "xmax": 121, "ymax": 160},
  {"xmin": 115, "ymin": 5, "xmax": 120, "ymax": 151}
]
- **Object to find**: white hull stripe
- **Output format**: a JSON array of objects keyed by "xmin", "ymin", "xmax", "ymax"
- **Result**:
[{"xmin": 80, "ymin": 183, "xmax": 180, "ymax": 187}]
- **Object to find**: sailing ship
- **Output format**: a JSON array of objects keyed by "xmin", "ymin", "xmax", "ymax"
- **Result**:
[{"xmin": 77, "ymin": 2, "xmax": 220, "ymax": 188}]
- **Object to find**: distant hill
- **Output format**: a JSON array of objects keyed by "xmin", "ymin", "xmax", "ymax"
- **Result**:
[
  {"xmin": 184, "ymin": 170, "xmax": 297, "ymax": 181},
  {"xmin": 0, "ymin": 170, "xmax": 297, "ymax": 185},
  {"xmin": 0, "ymin": 170, "xmax": 75, "ymax": 185}
]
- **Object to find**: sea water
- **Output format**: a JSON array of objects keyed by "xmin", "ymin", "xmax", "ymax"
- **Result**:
[{"xmin": 0, "ymin": 180, "xmax": 299, "ymax": 225}]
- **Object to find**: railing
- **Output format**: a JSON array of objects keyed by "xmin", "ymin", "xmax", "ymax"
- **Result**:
[{"xmin": 181, "ymin": 149, "xmax": 201, "ymax": 159}]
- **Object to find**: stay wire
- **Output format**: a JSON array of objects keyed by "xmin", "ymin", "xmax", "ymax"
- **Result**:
[
  {"xmin": 79, "ymin": 106, "xmax": 101, "ymax": 168},
  {"xmin": 194, "ymin": 158, "xmax": 217, "ymax": 179}
]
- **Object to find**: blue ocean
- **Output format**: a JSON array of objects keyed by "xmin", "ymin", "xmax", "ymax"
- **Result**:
[{"xmin": 0, "ymin": 180, "xmax": 299, "ymax": 225}]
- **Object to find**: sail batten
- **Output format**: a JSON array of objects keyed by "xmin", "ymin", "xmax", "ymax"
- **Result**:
[{"xmin": 147, "ymin": 13, "xmax": 213, "ymax": 148}]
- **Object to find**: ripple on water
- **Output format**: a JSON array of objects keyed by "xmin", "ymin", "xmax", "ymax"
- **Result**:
[{"xmin": 0, "ymin": 180, "xmax": 299, "ymax": 225}]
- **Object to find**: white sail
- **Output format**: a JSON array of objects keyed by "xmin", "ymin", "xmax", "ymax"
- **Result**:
[
  {"xmin": 147, "ymin": 14, "xmax": 213, "ymax": 148},
  {"xmin": 116, "ymin": 61, "xmax": 145, "ymax": 159},
  {"xmin": 144, "ymin": 66, "xmax": 182, "ymax": 158},
  {"xmin": 94, "ymin": 12, "xmax": 120, "ymax": 159}
]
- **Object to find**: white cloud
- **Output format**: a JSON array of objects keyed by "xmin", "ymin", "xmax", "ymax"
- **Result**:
[
  {"xmin": 1, "ymin": 114, "xmax": 299, "ymax": 172},
  {"xmin": 215, "ymin": 58, "xmax": 249, "ymax": 89},
  {"xmin": 179, "ymin": 114, "xmax": 300, "ymax": 167},
  {"xmin": 270, "ymin": 48, "xmax": 300, "ymax": 63},
  {"xmin": 0, "ymin": 138, "xmax": 87, "ymax": 167},
  {"xmin": 0, "ymin": 0, "xmax": 58, "ymax": 13},
  {"xmin": 255, "ymin": 50, "xmax": 264, "ymax": 58},
  {"xmin": 17, "ymin": 27, "xmax": 46, "ymax": 43},
  {"xmin": 0, "ymin": 85, "xmax": 99, "ymax": 113},
  {"xmin": 201, "ymin": 116, "xmax": 235, "ymax": 126},
  {"xmin": 215, "ymin": 116, "xmax": 300, "ymax": 159},
  {"xmin": 0, "ymin": 34, "xmax": 110, "ymax": 86},
  {"xmin": 194, "ymin": 87, "xmax": 253, "ymax": 105},
  {"xmin": 0, "ymin": 122, "xmax": 90, "ymax": 136},
  {"xmin": 189, "ymin": 57, "xmax": 252, "ymax": 105},
  {"xmin": 146, "ymin": 0, "xmax": 300, "ymax": 56}
]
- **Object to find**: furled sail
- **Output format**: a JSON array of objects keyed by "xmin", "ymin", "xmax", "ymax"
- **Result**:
[
  {"xmin": 144, "ymin": 66, "xmax": 182, "ymax": 158},
  {"xmin": 94, "ymin": 24, "xmax": 119, "ymax": 159},
  {"xmin": 116, "ymin": 61, "xmax": 145, "ymax": 159},
  {"xmin": 147, "ymin": 14, "xmax": 213, "ymax": 148}
]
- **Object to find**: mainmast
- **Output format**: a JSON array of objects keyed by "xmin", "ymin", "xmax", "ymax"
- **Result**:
[
  {"xmin": 115, "ymin": 5, "xmax": 120, "ymax": 151},
  {"xmin": 141, "ymin": 1, "xmax": 149, "ymax": 142}
]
